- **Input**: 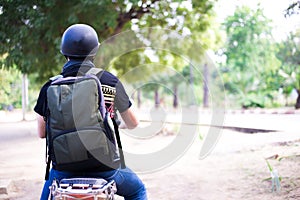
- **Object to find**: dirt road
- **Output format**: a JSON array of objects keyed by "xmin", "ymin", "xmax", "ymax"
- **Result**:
[{"xmin": 0, "ymin": 110, "xmax": 300, "ymax": 199}]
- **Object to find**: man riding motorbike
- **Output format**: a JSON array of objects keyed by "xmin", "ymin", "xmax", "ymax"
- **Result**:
[{"xmin": 34, "ymin": 23, "xmax": 147, "ymax": 200}]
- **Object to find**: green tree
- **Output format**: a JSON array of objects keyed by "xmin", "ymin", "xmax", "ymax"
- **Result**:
[
  {"xmin": 1, "ymin": 0, "xmax": 221, "ymax": 112},
  {"xmin": 276, "ymin": 30, "xmax": 300, "ymax": 108},
  {"xmin": 0, "ymin": 0, "xmax": 159, "ymax": 81},
  {"xmin": 221, "ymin": 5, "xmax": 280, "ymax": 108},
  {"xmin": 0, "ymin": 0, "xmax": 217, "ymax": 83},
  {"xmin": 98, "ymin": 0, "xmax": 219, "ymax": 108}
]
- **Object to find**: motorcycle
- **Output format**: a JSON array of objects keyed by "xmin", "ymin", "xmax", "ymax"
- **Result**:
[{"xmin": 50, "ymin": 177, "xmax": 117, "ymax": 200}]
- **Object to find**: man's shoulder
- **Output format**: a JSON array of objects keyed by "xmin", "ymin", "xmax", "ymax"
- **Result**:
[
  {"xmin": 100, "ymin": 70, "xmax": 117, "ymax": 78},
  {"xmin": 99, "ymin": 70, "xmax": 119, "ymax": 86},
  {"xmin": 40, "ymin": 80, "xmax": 52, "ymax": 92}
]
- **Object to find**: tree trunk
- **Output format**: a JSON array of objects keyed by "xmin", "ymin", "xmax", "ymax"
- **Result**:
[
  {"xmin": 189, "ymin": 64, "xmax": 195, "ymax": 105},
  {"xmin": 173, "ymin": 85, "xmax": 178, "ymax": 109},
  {"xmin": 154, "ymin": 88, "xmax": 160, "ymax": 108},
  {"xmin": 295, "ymin": 89, "xmax": 300, "ymax": 109},
  {"xmin": 22, "ymin": 74, "xmax": 28, "ymax": 120},
  {"xmin": 203, "ymin": 63, "xmax": 209, "ymax": 108},
  {"xmin": 137, "ymin": 89, "xmax": 141, "ymax": 108}
]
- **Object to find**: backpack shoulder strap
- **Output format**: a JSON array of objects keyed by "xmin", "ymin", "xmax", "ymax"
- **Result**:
[
  {"xmin": 49, "ymin": 74, "xmax": 63, "ymax": 81},
  {"xmin": 87, "ymin": 67, "xmax": 126, "ymax": 169},
  {"xmin": 86, "ymin": 67, "xmax": 103, "ymax": 76},
  {"xmin": 85, "ymin": 67, "xmax": 106, "ymax": 118}
]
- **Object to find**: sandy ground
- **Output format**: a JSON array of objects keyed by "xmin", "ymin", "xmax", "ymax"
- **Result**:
[{"xmin": 0, "ymin": 110, "xmax": 300, "ymax": 200}]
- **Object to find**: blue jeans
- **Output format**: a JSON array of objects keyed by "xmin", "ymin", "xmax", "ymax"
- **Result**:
[{"xmin": 40, "ymin": 167, "xmax": 147, "ymax": 200}]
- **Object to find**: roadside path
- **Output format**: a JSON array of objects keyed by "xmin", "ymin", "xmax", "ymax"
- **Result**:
[{"xmin": 0, "ymin": 109, "xmax": 299, "ymax": 199}]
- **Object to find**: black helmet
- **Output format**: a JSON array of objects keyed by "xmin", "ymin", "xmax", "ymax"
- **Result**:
[{"xmin": 60, "ymin": 24, "xmax": 100, "ymax": 58}]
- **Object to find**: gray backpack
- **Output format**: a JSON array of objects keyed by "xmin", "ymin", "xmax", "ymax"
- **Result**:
[{"xmin": 45, "ymin": 68, "xmax": 122, "ymax": 175}]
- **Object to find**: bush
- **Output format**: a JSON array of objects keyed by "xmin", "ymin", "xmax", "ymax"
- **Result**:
[{"xmin": 0, "ymin": 68, "xmax": 22, "ymax": 110}]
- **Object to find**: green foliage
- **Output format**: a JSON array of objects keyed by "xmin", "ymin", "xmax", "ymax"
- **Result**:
[
  {"xmin": 276, "ymin": 30, "xmax": 300, "ymax": 89},
  {"xmin": 224, "ymin": 6, "xmax": 274, "ymax": 71},
  {"xmin": 1, "ymin": 0, "xmax": 220, "ymax": 109},
  {"xmin": 0, "ymin": 68, "xmax": 22, "ymax": 110},
  {"xmin": 220, "ymin": 5, "xmax": 281, "ymax": 108},
  {"xmin": 1, "ymin": 0, "xmax": 218, "ymax": 85},
  {"xmin": 0, "ymin": 0, "xmax": 145, "ymax": 81},
  {"xmin": 266, "ymin": 159, "xmax": 273, "ymax": 172},
  {"xmin": 276, "ymin": 30, "xmax": 300, "ymax": 108},
  {"xmin": 264, "ymin": 158, "xmax": 282, "ymax": 193}
]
